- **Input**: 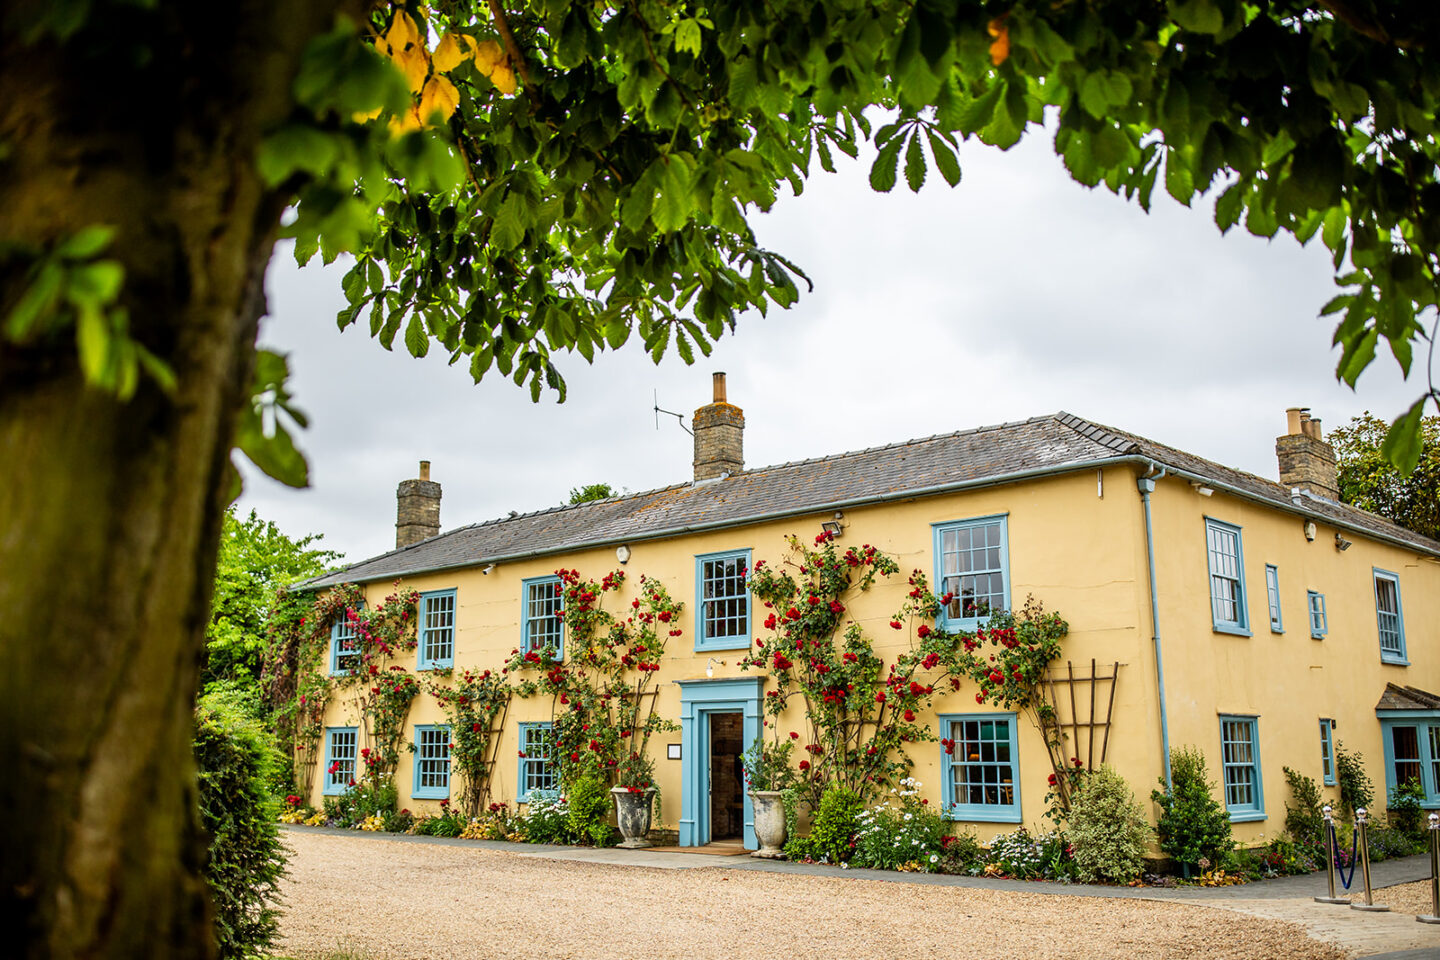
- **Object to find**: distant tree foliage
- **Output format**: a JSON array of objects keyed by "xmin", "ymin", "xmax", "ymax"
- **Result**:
[
  {"xmin": 1331, "ymin": 413, "xmax": 1440, "ymax": 541},
  {"xmin": 204, "ymin": 509, "xmax": 341, "ymax": 707},
  {"xmin": 567, "ymin": 482, "xmax": 620, "ymax": 504}
]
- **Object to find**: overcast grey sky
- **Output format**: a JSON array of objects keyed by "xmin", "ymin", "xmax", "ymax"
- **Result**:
[{"xmin": 239, "ymin": 125, "xmax": 1422, "ymax": 565}]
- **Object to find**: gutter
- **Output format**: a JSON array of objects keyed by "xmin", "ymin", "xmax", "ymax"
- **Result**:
[
  {"xmin": 304, "ymin": 452, "xmax": 1440, "ymax": 591},
  {"xmin": 1137, "ymin": 463, "xmax": 1173, "ymax": 790}
]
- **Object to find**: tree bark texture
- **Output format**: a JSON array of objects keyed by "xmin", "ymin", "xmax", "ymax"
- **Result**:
[{"xmin": 0, "ymin": 2, "xmax": 349, "ymax": 956}]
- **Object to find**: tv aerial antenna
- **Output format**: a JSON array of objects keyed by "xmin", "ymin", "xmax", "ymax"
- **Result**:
[{"xmin": 654, "ymin": 389, "xmax": 692, "ymax": 435}]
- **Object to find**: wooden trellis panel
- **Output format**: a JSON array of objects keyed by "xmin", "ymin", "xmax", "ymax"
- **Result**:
[{"xmin": 1039, "ymin": 659, "xmax": 1123, "ymax": 771}]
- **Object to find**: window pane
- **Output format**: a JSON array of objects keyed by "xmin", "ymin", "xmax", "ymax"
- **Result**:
[
  {"xmin": 702, "ymin": 554, "xmax": 748, "ymax": 640},
  {"xmin": 1220, "ymin": 719, "xmax": 1259, "ymax": 812},
  {"xmin": 423, "ymin": 592, "xmax": 455, "ymax": 664},
  {"xmin": 950, "ymin": 717, "xmax": 1015, "ymax": 809},
  {"xmin": 1394, "ymin": 725, "xmax": 1422, "ymax": 788},
  {"xmin": 526, "ymin": 580, "xmax": 563, "ymax": 655}
]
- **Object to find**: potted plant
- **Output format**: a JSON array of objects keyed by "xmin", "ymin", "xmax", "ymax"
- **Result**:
[
  {"xmin": 742, "ymin": 734, "xmax": 797, "ymax": 858},
  {"xmin": 611, "ymin": 753, "xmax": 658, "ymax": 849}
]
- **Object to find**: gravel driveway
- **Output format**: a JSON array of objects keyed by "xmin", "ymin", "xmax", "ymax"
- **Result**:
[{"xmin": 277, "ymin": 830, "xmax": 1347, "ymax": 960}]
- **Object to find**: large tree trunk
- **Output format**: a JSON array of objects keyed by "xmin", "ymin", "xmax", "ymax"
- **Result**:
[{"xmin": 0, "ymin": 2, "xmax": 346, "ymax": 956}]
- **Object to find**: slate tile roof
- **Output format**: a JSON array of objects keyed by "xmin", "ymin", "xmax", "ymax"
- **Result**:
[
  {"xmin": 302, "ymin": 411, "xmax": 1440, "ymax": 589},
  {"xmin": 1377, "ymin": 683, "xmax": 1440, "ymax": 711}
]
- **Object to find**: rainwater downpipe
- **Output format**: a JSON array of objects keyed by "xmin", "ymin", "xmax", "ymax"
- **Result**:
[{"xmin": 1138, "ymin": 465, "xmax": 1173, "ymax": 790}]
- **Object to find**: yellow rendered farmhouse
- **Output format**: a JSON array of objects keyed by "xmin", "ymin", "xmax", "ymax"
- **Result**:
[{"xmin": 299, "ymin": 375, "xmax": 1439, "ymax": 849}]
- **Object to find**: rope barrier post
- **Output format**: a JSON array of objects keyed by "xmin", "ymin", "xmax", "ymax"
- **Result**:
[
  {"xmin": 1315, "ymin": 803, "xmax": 1348, "ymax": 905},
  {"xmin": 1351, "ymin": 807, "xmax": 1390, "ymax": 913},
  {"xmin": 1419, "ymin": 812, "xmax": 1440, "ymax": 925}
]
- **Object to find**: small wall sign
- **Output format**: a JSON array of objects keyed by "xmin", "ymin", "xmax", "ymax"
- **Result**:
[{"xmin": 667, "ymin": 743, "xmax": 682, "ymax": 760}]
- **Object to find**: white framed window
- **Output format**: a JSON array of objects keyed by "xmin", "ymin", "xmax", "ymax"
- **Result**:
[
  {"xmin": 418, "ymin": 589, "xmax": 456, "ymax": 669},
  {"xmin": 1264, "ymin": 565, "xmax": 1282, "ymax": 633},
  {"xmin": 1374, "ymin": 568, "xmax": 1407, "ymax": 663},
  {"xmin": 1307, "ymin": 591, "xmax": 1327, "ymax": 639},
  {"xmin": 695, "ymin": 549, "xmax": 751, "ymax": 651},
  {"xmin": 517, "ymin": 722, "xmax": 556, "ymax": 800},
  {"xmin": 412, "ymin": 725, "xmax": 451, "ymax": 799},
  {"xmin": 323, "ymin": 727, "xmax": 358, "ymax": 795},
  {"xmin": 1219, "ymin": 716, "xmax": 1264, "ymax": 820},
  {"xmin": 933, "ymin": 516, "xmax": 1009, "ymax": 631},
  {"xmin": 522, "ymin": 576, "xmax": 564, "ymax": 658},
  {"xmin": 1205, "ymin": 518, "xmax": 1249, "ymax": 635},
  {"xmin": 940, "ymin": 713, "xmax": 1020, "ymax": 822}
]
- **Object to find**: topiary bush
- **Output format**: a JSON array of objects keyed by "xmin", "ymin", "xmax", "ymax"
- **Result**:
[
  {"xmin": 803, "ymin": 785, "xmax": 863, "ymax": 864},
  {"xmin": 1151, "ymin": 747, "xmax": 1233, "ymax": 876},
  {"xmin": 1067, "ymin": 765, "xmax": 1150, "ymax": 883},
  {"xmin": 566, "ymin": 774, "xmax": 613, "ymax": 846},
  {"xmin": 1334, "ymin": 742, "xmax": 1373, "ymax": 821},
  {"xmin": 194, "ymin": 693, "xmax": 286, "ymax": 960}
]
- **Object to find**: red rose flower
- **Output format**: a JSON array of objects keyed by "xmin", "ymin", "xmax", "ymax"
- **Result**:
[{"xmin": 798, "ymin": 760, "xmax": 810, "ymax": 771}]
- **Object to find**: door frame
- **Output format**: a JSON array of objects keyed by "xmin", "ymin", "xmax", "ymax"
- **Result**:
[{"xmin": 676, "ymin": 677, "xmax": 763, "ymax": 848}]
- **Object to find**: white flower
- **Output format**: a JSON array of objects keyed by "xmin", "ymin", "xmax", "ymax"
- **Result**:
[{"xmin": 930, "ymin": 854, "xmax": 939, "ymax": 863}]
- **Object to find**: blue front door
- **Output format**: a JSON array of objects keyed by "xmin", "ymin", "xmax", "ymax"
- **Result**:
[{"xmin": 676, "ymin": 677, "xmax": 763, "ymax": 848}]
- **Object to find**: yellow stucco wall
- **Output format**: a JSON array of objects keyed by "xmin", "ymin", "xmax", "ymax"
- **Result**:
[{"xmin": 307, "ymin": 465, "xmax": 1438, "ymax": 845}]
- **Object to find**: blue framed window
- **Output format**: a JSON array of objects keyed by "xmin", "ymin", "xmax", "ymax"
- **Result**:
[
  {"xmin": 1205, "ymin": 518, "xmax": 1250, "ymax": 635},
  {"xmin": 522, "ymin": 576, "xmax": 564, "ymax": 658},
  {"xmin": 933, "ymin": 516, "xmax": 1010, "ymax": 631},
  {"xmin": 1379, "ymin": 718, "xmax": 1440, "ymax": 807},
  {"xmin": 695, "ymin": 549, "xmax": 751, "ymax": 651},
  {"xmin": 323, "ymin": 726, "xmax": 358, "ymax": 795},
  {"xmin": 1307, "ymin": 591, "xmax": 1327, "ymax": 639},
  {"xmin": 1374, "ymin": 568, "xmax": 1407, "ymax": 664},
  {"xmin": 1219, "ymin": 716, "xmax": 1264, "ymax": 820},
  {"xmin": 1320, "ymin": 719, "xmax": 1336, "ymax": 786},
  {"xmin": 1264, "ymin": 565, "xmax": 1282, "ymax": 633},
  {"xmin": 418, "ymin": 588, "xmax": 456, "ymax": 669},
  {"xmin": 329, "ymin": 601, "xmax": 364, "ymax": 675},
  {"xmin": 517, "ymin": 722, "xmax": 556, "ymax": 801},
  {"xmin": 939, "ymin": 713, "xmax": 1021, "ymax": 823},
  {"xmin": 412, "ymin": 725, "xmax": 451, "ymax": 799}
]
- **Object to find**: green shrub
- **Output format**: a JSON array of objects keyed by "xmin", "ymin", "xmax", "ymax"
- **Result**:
[
  {"xmin": 1282, "ymin": 766, "xmax": 1325, "ymax": 848},
  {"xmin": 1067, "ymin": 765, "xmax": 1150, "ymax": 883},
  {"xmin": 1151, "ymin": 747, "xmax": 1233, "ymax": 874},
  {"xmin": 808, "ymin": 785, "xmax": 863, "ymax": 864},
  {"xmin": 1389, "ymin": 778, "xmax": 1426, "ymax": 838},
  {"xmin": 1367, "ymin": 822, "xmax": 1425, "ymax": 860},
  {"xmin": 566, "ymin": 774, "xmax": 613, "ymax": 846},
  {"xmin": 1334, "ymin": 742, "xmax": 1373, "ymax": 821},
  {"xmin": 320, "ymin": 781, "xmax": 397, "ymax": 828},
  {"xmin": 382, "ymin": 807, "xmax": 414, "ymax": 833},
  {"xmin": 194, "ymin": 693, "xmax": 286, "ymax": 960}
]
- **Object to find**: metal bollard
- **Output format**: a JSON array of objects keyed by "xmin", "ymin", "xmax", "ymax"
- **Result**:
[
  {"xmin": 1351, "ymin": 807, "xmax": 1390, "ymax": 912},
  {"xmin": 1419, "ymin": 813, "xmax": 1440, "ymax": 925},
  {"xmin": 1315, "ymin": 803, "xmax": 1348, "ymax": 905}
]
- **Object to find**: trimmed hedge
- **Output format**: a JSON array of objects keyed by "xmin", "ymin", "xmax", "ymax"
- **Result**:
[{"xmin": 195, "ymin": 692, "xmax": 286, "ymax": 959}]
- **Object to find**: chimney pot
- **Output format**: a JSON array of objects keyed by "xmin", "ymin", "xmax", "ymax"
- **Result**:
[
  {"xmin": 419, "ymin": 460, "xmax": 431, "ymax": 481},
  {"xmin": 713, "ymin": 371, "xmax": 727, "ymax": 404},
  {"xmin": 1276, "ymin": 408, "xmax": 1338, "ymax": 500}
]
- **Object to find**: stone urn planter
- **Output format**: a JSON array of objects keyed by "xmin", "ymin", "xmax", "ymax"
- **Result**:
[
  {"xmin": 611, "ymin": 786, "xmax": 656, "ymax": 849},
  {"xmin": 749, "ymin": 790, "xmax": 787, "ymax": 858}
]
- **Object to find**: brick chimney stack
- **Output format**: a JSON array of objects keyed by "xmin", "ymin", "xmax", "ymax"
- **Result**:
[
  {"xmin": 396, "ymin": 460, "xmax": 442, "ymax": 548},
  {"xmin": 1276, "ymin": 407, "xmax": 1339, "ymax": 500},
  {"xmin": 693, "ymin": 372, "xmax": 744, "ymax": 481}
]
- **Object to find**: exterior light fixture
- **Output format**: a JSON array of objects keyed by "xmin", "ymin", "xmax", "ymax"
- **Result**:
[
  {"xmin": 706, "ymin": 657, "xmax": 725, "ymax": 678},
  {"xmin": 1304, "ymin": 521, "xmax": 1317, "ymax": 542},
  {"xmin": 1335, "ymin": 534, "xmax": 1353, "ymax": 552},
  {"xmin": 821, "ymin": 520, "xmax": 843, "ymax": 538},
  {"xmin": 616, "ymin": 544, "xmax": 632, "ymax": 564}
]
